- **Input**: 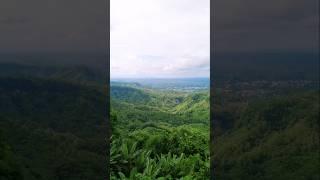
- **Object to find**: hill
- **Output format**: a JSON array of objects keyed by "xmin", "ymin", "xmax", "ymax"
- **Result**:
[
  {"xmin": 0, "ymin": 77, "xmax": 108, "ymax": 180},
  {"xmin": 0, "ymin": 63, "xmax": 106, "ymax": 85},
  {"xmin": 213, "ymin": 91, "xmax": 319, "ymax": 180},
  {"xmin": 212, "ymin": 52, "xmax": 319, "ymax": 83},
  {"xmin": 110, "ymin": 82, "xmax": 210, "ymax": 179},
  {"xmin": 111, "ymin": 84, "xmax": 209, "ymax": 125}
]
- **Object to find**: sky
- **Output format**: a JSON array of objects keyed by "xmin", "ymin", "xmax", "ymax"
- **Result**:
[
  {"xmin": 0, "ymin": 0, "xmax": 317, "ymax": 66},
  {"xmin": 0, "ymin": 0, "xmax": 107, "ymax": 53},
  {"xmin": 213, "ymin": 0, "xmax": 319, "ymax": 53},
  {"xmin": 110, "ymin": 0, "xmax": 210, "ymax": 78}
]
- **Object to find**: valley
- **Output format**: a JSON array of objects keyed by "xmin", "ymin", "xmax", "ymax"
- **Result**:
[{"xmin": 110, "ymin": 80, "xmax": 210, "ymax": 179}]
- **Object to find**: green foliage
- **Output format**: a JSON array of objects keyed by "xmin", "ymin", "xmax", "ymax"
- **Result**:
[
  {"xmin": 111, "ymin": 133, "xmax": 209, "ymax": 179},
  {"xmin": 213, "ymin": 91, "xmax": 320, "ymax": 180},
  {"xmin": 111, "ymin": 85, "xmax": 209, "ymax": 126},
  {"xmin": 0, "ymin": 77, "xmax": 107, "ymax": 179},
  {"xmin": 110, "ymin": 85, "xmax": 210, "ymax": 179},
  {"xmin": 0, "ymin": 130, "xmax": 23, "ymax": 180}
]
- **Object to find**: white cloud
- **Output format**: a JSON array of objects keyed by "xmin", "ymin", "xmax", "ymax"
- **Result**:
[{"xmin": 111, "ymin": 0, "xmax": 210, "ymax": 78}]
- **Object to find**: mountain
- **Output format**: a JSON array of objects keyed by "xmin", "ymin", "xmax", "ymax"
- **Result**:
[
  {"xmin": 0, "ymin": 63, "xmax": 106, "ymax": 85},
  {"xmin": 0, "ymin": 53, "xmax": 108, "ymax": 86},
  {"xmin": 111, "ymin": 86, "xmax": 151, "ymax": 104},
  {"xmin": 212, "ymin": 52, "xmax": 319, "ymax": 83},
  {"xmin": 111, "ymin": 78, "xmax": 209, "ymax": 91}
]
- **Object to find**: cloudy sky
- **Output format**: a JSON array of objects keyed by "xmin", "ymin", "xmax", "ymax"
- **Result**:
[
  {"xmin": 213, "ymin": 0, "xmax": 319, "ymax": 53},
  {"xmin": 110, "ymin": 0, "xmax": 210, "ymax": 78},
  {"xmin": 0, "ymin": 0, "xmax": 107, "ymax": 53},
  {"xmin": 0, "ymin": 0, "xmax": 317, "ymax": 66}
]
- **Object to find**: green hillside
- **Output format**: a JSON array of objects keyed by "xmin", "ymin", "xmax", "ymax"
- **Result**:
[
  {"xmin": 0, "ymin": 77, "xmax": 107, "ymax": 180},
  {"xmin": 172, "ymin": 93, "xmax": 209, "ymax": 122},
  {"xmin": 110, "ymin": 84, "xmax": 210, "ymax": 179},
  {"xmin": 213, "ymin": 91, "xmax": 319, "ymax": 180}
]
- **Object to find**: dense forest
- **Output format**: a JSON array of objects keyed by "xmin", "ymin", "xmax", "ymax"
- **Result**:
[
  {"xmin": 0, "ymin": 78, "xmax": 108, "ymax": 179},
  {"xmin": 0, "ymin": 59, "xmax": 108, "ymax": 180},
  {"xmin": 211, "ymin": 53, "xmax": 319, "ymax": 179},
  {"xmin": 0, "ymin": 53, "xmax": 319, "ymax": 179},
  {"xmin": 110, "ymin": 83, "xmax": 210, "ymax": 179},
  {"xmin": 109, "ymin": 53, "xmax": 319, "ymax": 179},
  {"xmin": 213, "ymin": 89, "xmax": 319, "ymax": 180}
]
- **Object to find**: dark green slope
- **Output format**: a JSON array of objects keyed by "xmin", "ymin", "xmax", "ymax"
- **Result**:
[
  {"xmin": 0, "ymin": 77, "xmax": 107, "ymax": 180},
  {"xmin": 212, "ymin": 53, "xmax": 319, "ymax": 82},
  {"xmin": 0, "ymin": 131, "xmax": 23, "ymax": 180},
  {"xmin": 213, "ymin": 91, "xmax": 320, "ymax": 180},
  {"xmin": 111, "ymin": 85, "xmax": 184, "ymax": 108},
  {"xmin": 111, "ymin": 86, "xmax": 151, "ymax": 104}
]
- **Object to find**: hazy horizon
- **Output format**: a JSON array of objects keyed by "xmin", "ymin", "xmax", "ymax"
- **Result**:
[{"xmin": 111, "ymin": 76, "xmax": 210, "ymax": 80}]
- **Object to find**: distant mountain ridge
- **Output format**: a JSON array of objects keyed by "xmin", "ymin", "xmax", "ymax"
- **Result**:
[
  {"xmin": 0, "ymin": 62, "xmax": 106, "ymax": 84},
  {"xmin": 111, "ymin": 78, "xmax": 209, "ymax": 91},
  {"xmin": 111, "ymin": 84, "xmax": 209, "ymax": 125},
  {"xmin": 212, "ymin": 52, "xmax": 319, "ymax": 82}
]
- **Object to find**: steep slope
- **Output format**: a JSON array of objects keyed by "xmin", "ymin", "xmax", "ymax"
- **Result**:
[{"xmin": 173, "ymin": 93, "xmax": 210, "ymax": 124}]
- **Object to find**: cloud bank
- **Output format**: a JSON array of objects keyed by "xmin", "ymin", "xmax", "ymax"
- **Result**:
[{"xmin": 111, "ymin": 0, "xmax": 210, "ymax": 78}]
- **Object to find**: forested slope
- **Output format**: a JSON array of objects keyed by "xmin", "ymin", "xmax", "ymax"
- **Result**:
[
  {"xmin": 213, "ymin": 91, "xmax": 319, "ymax": 180},
  {"xmin": 110, "ymin": 84, "xmax": 210, "ymax": 179},
  {"xmin": 0, "ymin": 77, "xmax": 108, "ymax": 180}
]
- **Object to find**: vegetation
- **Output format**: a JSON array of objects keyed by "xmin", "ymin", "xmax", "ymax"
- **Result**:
[
  {"xmin": 0, "ymin": 76, "xmax": 108, "ymax": 180},
  {"xmin": 0, "ymin": 53, "xmax": 319, "ymax": 179},
  {"xmin": 110, "ymin": 84, "xmax": 210, "ymax": 179},
  {"xmin": 210, "ymin": 52, "xmax": 319, "ymax": 179},
  {"xmin": 0, "ymin": 130, "xmax": 23, "ymax": 180},
  {"xmin": 212, "ymin": 84, "xmax": 319, "ymax": 179}
]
